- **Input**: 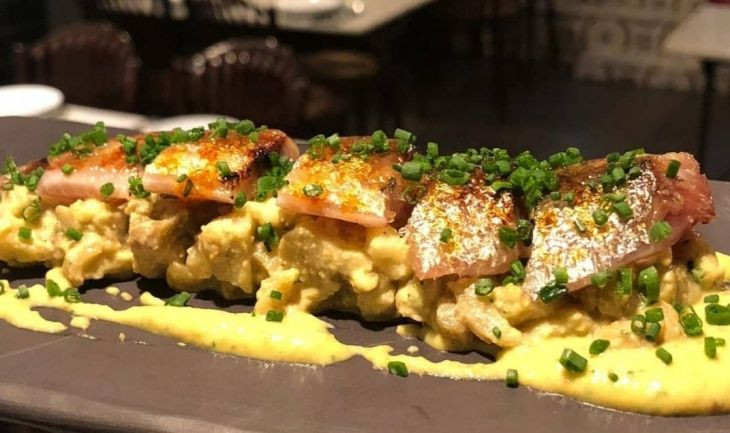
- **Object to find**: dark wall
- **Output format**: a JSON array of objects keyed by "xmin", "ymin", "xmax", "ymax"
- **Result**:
[{"xmin": 0, "ymin": 0, "xmax": 49, "ymax": 84}]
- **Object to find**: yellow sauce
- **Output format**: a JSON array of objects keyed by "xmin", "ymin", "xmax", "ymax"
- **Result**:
[{"xmin": 0, "ymin": 254, "xmax": 728, "ymax": 415}]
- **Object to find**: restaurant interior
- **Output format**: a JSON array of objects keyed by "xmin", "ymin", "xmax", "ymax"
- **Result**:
[{"xmin": 1, "ymin": 0, "xmax": 729, "ymax": 179}]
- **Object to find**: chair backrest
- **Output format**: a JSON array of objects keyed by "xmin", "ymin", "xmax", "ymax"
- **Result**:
[
  {"xmin": 81, "ymin": 0, "xmax": 171, "ymax": 18},
  {"xmin": 173, "ymin": 38, "xmax": 307, "ymax": 130},
  {"xmin": 12, "ymin": 21, "xmax": 140, "ymax": 112}
]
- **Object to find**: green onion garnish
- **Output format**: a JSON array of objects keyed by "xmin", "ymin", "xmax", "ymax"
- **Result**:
[
  {"xmin": 63, "ymin": 288, "xmax": 81, "ymax": 303},
  {"xmin": 265, "ymin": 310, "xmax": 284, "ymax": 322},
  {"xmin": 679, "ymin": 308, "xmax": 703, "ymax": 336},
  {"xmin": 617, "ymin": 268, "xmax": 634, "ymax": 295},
  {"xmin": 638, "ymin": 266, "xmax": 659, "ymax": 304},
  {"xmin": 705, "ymin": 336, "xmax": 718, "ymax": 359},
  {"xmin": 166, "ymin": 292, "xmax": 192, "ymax": 307},
  {"xmin": 608, "ymin": 373, "xmax": 619, "ymax": 382},
  {"xmin": 46, "ymin": 279, "xmax": 62, "ymax": 297},
  {"xmin": 498, "ymin": 226, "xmax": 519, "ymax": 248},
  {"xmin": 538, "ymin": 282, "xmax": 567, "ymax": 303},
  {"xmin": 704, "ymin": 294, "xmax": 720, "ymax": 304},
  {"xmin": 400, "ymin": 161, "xmax": 423, "ymax": 181},
  {"xmin": 505, "ymin": 369, "xmax": 518, "ymax": 388},
  {"xmin": 655, "ymin": 347, "xmax": 672, "ymax": 365},
  {"xmin": 705, "ymin": 304, "xmax": 730, "ymax": 325},
  {"xmin": 61, "ymin": 164, "xmax": 74, "ymax": 175},
  {"xmin": 18, "ymin": 227, "xmax": 31, "ymax": 240},
  {"xmin": 665, "ymin": 159, "xmax": 681, "ymax": 178},
  {"xmin": 176, "ymin": 174, "xmax": 188, "ymax": 183},
  {"xmin": 303, "ymin": 184, "xmax": 324, "ymax": 198},
  {"xmin": 16, "ymin": 285, "xmax": 29, "ymax": 299},
  {"xmin": 644, "ymin": 322, "xmax": 661, "ymax": 342},
  {"xmin": 128, "ymin": 176, "xmax": 150, "ymax": 198},
  {"xmin": 440, "ymin": 228, "xmax": 453, "ymax": 243},
  {"xmin": 387, "ymin": 360, "xmax": 409, "ymax": 377},
  {"xmin": 216, "ymin": 161, "xmax": 232, "ymax": 178},
  {"xmin": 554, "ymin": 266, "xmax": 568, "ymax": 285},
  {"xmin": 100, "ymin": 182, "xmax": 115, "ymax": 199},
  {"xmin": 270, "ymin": 290, "xmax": 282, "ymax": 300},
  {"xmin": 649, "ymin": 221, "xmax": 672, "ymax": 243},
  {"xmin": 255, "ymin": 223, "xmax": 279, "ymax": 252},
  {"xmin": 559, "ymin": 348, "xmax": 587, "ymax": 373},
  {"xmin": 589, "ymin": 339, "xmax": 610, "ymax": 355},
  {"xmin": 645, "ymin": 307, "xmax": 664, "ymax": 322},
  {"xmin": 474, "ymin": 278, "xmax": 495, "ymax": 296},
  {"xmin": 631, "ymin": 314, "xmax": 646, "ymax": 335},
  {"xmin": 65, "ymin": 228, "xmax": 83, "ymax": 241},
  {"xmin": 574, "ymin": 218, "xmax": 586, "ymax": 233},
  {"xmin": 613, "ymin": 201, "xmax": 633, "ymax": 220},
  {"xmin": 439, "ymin": 169, "xmax": 471, "ymax": 186},
  {"xmin": 604, "ymin": 192, "xmax": 626, "ymax": 203},
  {"xmin": 592, "ymin": 209, "xmax": 608, "ymax": 226},
  {"xmin": 234, "ymin": 192, "xmax": 247, "ymax": 208},
  {"xmin": 183, "ymin": 179, "xmax": 194, "ymax": 197},
  {"xmin": 591, "ymin": 270, "xmax": 614, "ymax": 289},
  {"xmin": 492, "ymin": 326, "xmax": 502, "ymax": 339},
  {"xmin": 21, "ymin": 199, "xmax": 42, "ymax": 223},
  {"xmin": 510, "ymin": 260, "xmax": 526, "ymax": 281}
]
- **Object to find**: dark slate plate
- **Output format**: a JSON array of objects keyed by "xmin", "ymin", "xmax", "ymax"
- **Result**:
[{"xmin": 0, "ymin": 116, "xmax": 729, "ymax": 433}]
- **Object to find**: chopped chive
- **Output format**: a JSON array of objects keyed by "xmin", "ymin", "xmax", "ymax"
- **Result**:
[
  {"xmin": 498, "ymin": 226, "xmax": 519, "ymax": 248},
  {"xmin": 559, "ymin": 348, "xmax": 587, "ymax": 373},
  {"xmin": 400, "ymin": 161, "xmax": 424, "ymax": 181},
  {"xmin": 63, "ymin": 288, "xmax": 81, "ymax": 303},
  {"xmin": 631, "ymin": 314, "xmax": 646, "ymax": 335},
  {"xmin": 617, "ymin": 268, "xmax": 634, "ymax": 295},
  {"xmin": 166, "ymin": 291, "xmax": 192, "ymax": 307},
  {"xmin": 61, "ymin": 164, "xmax": 74, "ymax": 175},
  {"xmin": 183, "ymin": 179, "xmax": 194, "ymax": 197},
  {"xmin": 510, "ymin": 260, "xmax": 526, "ymax": 281},
  {"xmin": 550, "ymin": 191, "xmax": 560, "ymax": 200},
  {"xmin": 644, "ymin": 322, "xmax": 662, "ymax": 342},
  {"xmin": 45, "ymin": 279, "xmax": 62, "ymax": 297},
  {"xmin": 608, "ymin": 372, "xmax": 619, "ymax": 382},
  {"xmin": 474, "ymin": 278, "xmax": 496, "ymax": 296},
  {"xmin": 591, "ymin": 270, "xmax": 614, "ymax": 289},
  {"xmin": 234, "ymin": 191, "xmax": 247, "ymax": 208},
  {"xmin": 665, "ymin": 160, "xmax": 681, "ymax": 178},
  {"xmin": 65, "ymin": 228, "xmax": 82, "ymax": 241},
  {"xmin": 679, "ymin": 308, "xmax": 703, "ymax": 336},
  {"xmin": 21, "ymin": 199, "xmax": 42, "ymax": 223},
  {"xmin": 491, "ymin": 180, "xmax": 513, "ymax": 192},
  {"xmin": 128, "ymin": 176, "xmax": 150, "ymax": 198},
  {"xmin": 645, "ymin": 307, "xmax": 664, "ymax": 322},
  {"xmin": 574, "ymin": 218, "xmax": 586, "ymax": 233},
  {"xmin": 613, "ymin": 201, "xmax": 633, "ymax": 220},
  {"xmin": 439, "ymin": 169, "xmax": 470, "ymax": 186},
  {"xmin": 18, "ymin": 227, "xmax": 31, "ymax": 240},
  {"xmin": 387, "ymin": 360, "xmax": 409, "ymax": 377},
  {"xmin": 638, "ymin": 266, "xmax": 660, "ymax": 304},
  {"xmin": 538, "ymin": 282, "xmax": 567, "ymax": 303},
  {"xmin": 604, "ymin": 192, "xmax": 626, "ymax": 203},
  {"xmin": 426, "ymin": 141, "xmax": 439, "ymax": 159},
  {"xmin": 15, "ymin": 285, "xmax": 29, "ymax": 299},
  {"xmin": 255, "ymin": 223, "xmax": 279, "ymax": 252},
  {"xmin": 562, "ymin": 191, "xmax": 575, "ymax": 204},
  {"xmin": 704, "ymin": 294, "xmax": 720, "ymax": 304},
  {"xmin": 655, "ymin": 347, "xmax": 672, "ymax": 365},
  {"xmin": 270, "ymin": 290, "xmax": 282, "ymax": 300},
  {"xmin": 554, "ymin": 266, "xmax": 568, "ymax": 285},
  {"xmin": 705, "ymin": 304, "xmax": 730, "ymax": 325},
  {"xmin": 302, "ymin": 183, "xmax": 324, "ymax": 198},
  {"xmin": 705, "ymin": 336, "xmax": 718, "ymax": 359},
  {"xmin": 492, "ymin": 326, "xmax": 502, "ymax": 339},
  {"xmin": 216, "ymin": 161, "xmax": 232, "ymax": 178},
  {"xmin": 176, "ymin": 173, "xmax": 188, "ymax": 183},
  {"xmin": 265, "ymin": 309, "xmax": 284, "ymax": 322},
  {"xmin": 505, "ymin": 369, "xmax": 519, "ymax": 388},
  {"xmin": 589, "ymin": 339, "xmax": 610, "ymax": 355},
  {"xmin": 100, "ymin": 182, "xmax": 115, "ymax": 199},
  {"xmin": 649, "ymin": 221, "xmax": 672, "ymax": 243},
  {"xmin": 440, "ymin": 228, "xmax": 453, "ymax": 243},
  {"xmin": 592, "ymin": 209, "xmax": 608, "ymax": 226}
]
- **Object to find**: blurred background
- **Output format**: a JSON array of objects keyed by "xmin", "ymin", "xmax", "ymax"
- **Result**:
[{"xmin": 0, "ymin": 0, "xmax": 729, "ymax": 179}]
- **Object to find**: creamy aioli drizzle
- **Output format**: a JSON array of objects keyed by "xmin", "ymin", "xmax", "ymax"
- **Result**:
[{"xmin": 0, "ymin": 256, "xmax": 729, "ymax": 415}]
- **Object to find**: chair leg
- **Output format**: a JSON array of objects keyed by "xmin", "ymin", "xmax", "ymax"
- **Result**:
[
  {"xmin": 545, "ymin": 0, "xmax": 560, "ymax": 69},
  {"xmin": 490, "ymin": 0, "xmax": 507, "ymax": 122}
]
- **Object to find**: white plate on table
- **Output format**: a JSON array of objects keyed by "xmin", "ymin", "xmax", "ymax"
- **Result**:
[
  {"xmin": 249, "ymin": 0, "xmax": 344, "ymax": 14},
  {"xmin": 0, "ymin": 84, "xmax": 64, "ymax": 117},
  {"xmin": 144, "ymin": 114, "xmax": 238, "ymax": 132}
]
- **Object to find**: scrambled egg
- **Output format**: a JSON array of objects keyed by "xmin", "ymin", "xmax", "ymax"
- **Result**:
[{"xmin": 1, "ymin": 186, "xmax": 729, "ymax": 415}]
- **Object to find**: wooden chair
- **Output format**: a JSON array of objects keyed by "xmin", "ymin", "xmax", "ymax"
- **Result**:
[
  {"xmin": 172, "ymin": 38, "xmax": 345, "ymax": 135},
  {"xmin": 12, "ymin": 21, "xmax": 140, "ymax": 112}
]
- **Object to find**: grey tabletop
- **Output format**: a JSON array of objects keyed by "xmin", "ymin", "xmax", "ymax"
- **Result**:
[{"xmin": 0, "ymin": 117, "xmax": 730, "ymax": 433}]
